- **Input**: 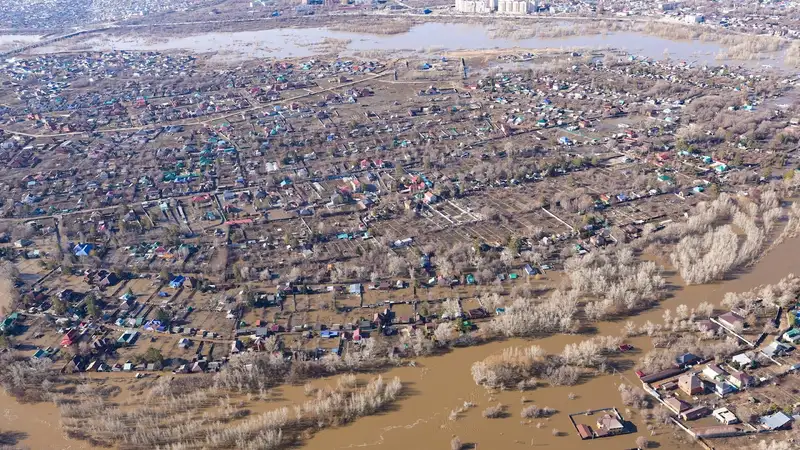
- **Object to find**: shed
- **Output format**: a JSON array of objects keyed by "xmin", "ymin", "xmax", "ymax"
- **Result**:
[
  {"xmin": 680, "ymin": 406, "xmax": 711, "ymax": 421},
  {"xmin": 712, "ymin": 407, "xmax": 739, "ymax": 425},
  {"xmin": 665, "ymin": 397, "xmax": 691, "ymax": 414},
  {"xmin": 718, "ymin": 311, "xmax": 744, "ymax": 329},
  {"xmin": 676, "ymin": 353, "xmax": 700, "ymax": 366},
  {"xmin": 576, "ymin": 424, "xmax": 593, "ymax": 439}
]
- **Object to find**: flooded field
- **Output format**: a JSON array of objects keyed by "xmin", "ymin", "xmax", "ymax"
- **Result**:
[
  {"xmin": 23, "ymin": 22, "xmax": 776, "ymax": 66},
  {"xmin": 0, "ymin": 34, "xmax": 41, "ymax": 52},
  {"xmin": 0, "ymin": 390, "xmax": 91, "ymax": 450}
]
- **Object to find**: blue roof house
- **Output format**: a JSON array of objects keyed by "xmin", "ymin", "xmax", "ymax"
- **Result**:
[
  {"xmin": 169, "ymin": 275, "xmax": 186, "ymax": 289},
  {"xmin": 760, "ymin": 412, "xmax": 792, "ymax": 430},
  {"xmin": 349, "ymin": 283, "xmax": 362, "ymax": 295},
  {"xmin": 73, "ymin": 243, "xmax": 94, "ymax": 257}
]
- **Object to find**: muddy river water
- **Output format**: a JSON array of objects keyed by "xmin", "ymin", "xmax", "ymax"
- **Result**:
[
  {"xmin": 4, "ymin": 234, "xmax": 800, "ymax": 449},
  {"xmin": 17, "ymin": 22, "xmax": 785, "ymax": 69}
]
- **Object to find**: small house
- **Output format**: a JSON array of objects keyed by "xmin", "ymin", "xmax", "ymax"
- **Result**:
[
  {"xmin": 728, "ymin": 371, "xmax": 754, "ymax": 390},
  {"xmin": 0, "ymin": 312, "xmax": 19, "ymax": 334},
  {"xmin": 760, "ymin": 412, "xmax": 792, "ymax": 431},
  {"xmin": 702, "ymin": 363, "xmax": 728, "ymax": 381},
  {"xmin": 73, "ymin": 243, "xmax": 94, "ymax": 257},
  {"xmin": 718, "ymin": 311, "xmax": 744, "ymax": 330},
  {"xmin": 14, "ymin": 239, "xmax": 32, "ymax": 248},
  {"xmin": 596, "ymin": 413, "xmax": 625, "ymax": 436},
  {"xmin": 714, "ymin": 381, "xmax": 735, "ymax": 397},
  {"xmin": 349, "ymin": 283, "xmax": 362, "ymax": 295},
  {"xmin": 61, "ymin": 329, "xmax": 79, "ymax": 347},
  {"xmin": 523, "ymin": 264, "xmax": 537, "ymax": 276},
  {"xmin": 713, "ymin": 408, "xmax": 739, "ymax": 425},
  {"xmin": 169, "ymin": 275, "xmax": 186, "ymax": 289},
  {"xmin": 762, "ymin": 341, "xmax": 792, "ymax": 358},
  {"xmin": 731, "ymin": 352, "xmax": 754, "ymax": 368},
  {"xmin": 782, "ymin": 328, "xmax": 800, "ymax": 344},
  {"xmin": 423, "ymin": 192, "xmax": 438, "ymax": 204},
  {"xmin": 678, "ymin": 373, "xmax": 704, "ymax": 396},
  {"xmin": 117, "ymin": 330, "xmax": 139, "ymax": 346},
  {"xmin": 100, "ymin": 271, "xmax": 121, "ymax": 287}
]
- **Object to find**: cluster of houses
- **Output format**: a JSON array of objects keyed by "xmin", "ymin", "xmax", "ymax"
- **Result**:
[{"xmin": 638, "ymin": 303, "xmax": 800, "ymax": 441}]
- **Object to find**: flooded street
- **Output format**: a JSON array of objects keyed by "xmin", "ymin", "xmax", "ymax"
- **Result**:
[{"xmin": 21, "ymin": 22, "xmax": 782, "ymax": 67}]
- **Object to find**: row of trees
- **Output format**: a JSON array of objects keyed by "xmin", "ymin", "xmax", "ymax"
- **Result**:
[
  {"xmin": 569, "ymin": 248, "xmax": 666, "ymax": 320},
  {"xmin": 666, "ymin": 194, "xmax": 780, "ymax": 284},
  {"xmin": 471, "ymin": 336, "xmax": 624, "ymax": 391},
  {"xmin": 61, "ymin": 373, "xmax": 401, "ymax": 449}
]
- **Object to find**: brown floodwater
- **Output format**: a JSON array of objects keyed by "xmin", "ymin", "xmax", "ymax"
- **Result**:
[
  {"xmin": 0, "ymin": 390, "xmax": 94, "ymax": 449},
  {"xmin": 5, "ymin": 235, "xmax": 800, "ymax": 449}
]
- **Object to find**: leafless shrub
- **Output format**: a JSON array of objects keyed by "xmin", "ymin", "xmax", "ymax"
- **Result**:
[
  {"xmin": 337, "ymin": 374, "xmax": 358, "ymax": 390},
  {"xmin": 636, "ymin": 436, "xmax": 652, "ymax": 449},
  {"xmin": 619, "ymin": 384, "xmax": 650, "ymax": 409},
  {"xmin": 482, "ymin": 403, "xmax": 505, "ymax": 418},
  {"xmin": 450, "ymin": 436, "xmax": 463, "ymax": 450},
  {"xmin": 471, "ymin": 346, "xmax": 547, "ymax": 389},
  {"xmin": 560, "ymin": 336, "xmax": 621, "ymax": 368},
  {"xmin": 303, "ymin": 383, "xmax": 317, "ymax": 397},
  {"xmin": 520, "ymin": 405, "xmax": 557, "ymax": 419},
  {"xmin": 545, "ymin": 366, "xmax": 580, "ymax": 386}
]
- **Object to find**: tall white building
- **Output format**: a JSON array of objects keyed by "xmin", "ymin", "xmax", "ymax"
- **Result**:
[
  {"xmin": 454, "ymin": 0, "xmax": 495, "ymax": 13},
  {"xmin": 455, "ymin": 0, "xmax": 535, "ymax": 14}
]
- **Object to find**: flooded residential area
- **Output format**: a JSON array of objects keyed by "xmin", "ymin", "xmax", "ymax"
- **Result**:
[{"xmin": 1, "ymin": 1, "xmax": 800, "ymax": 450}]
